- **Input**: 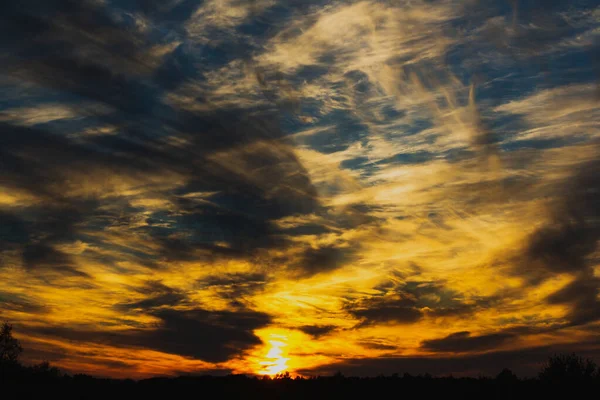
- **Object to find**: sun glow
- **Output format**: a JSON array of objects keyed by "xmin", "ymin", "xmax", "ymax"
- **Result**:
[{"xmin": 258, "ymin": 334, "xmax": 289, "ymax": 375}]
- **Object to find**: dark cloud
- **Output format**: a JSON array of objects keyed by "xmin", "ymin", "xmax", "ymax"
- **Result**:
[
  {"xmin": 347, "ymin": 295, "xmax": 423, "ymax": 327},
  {"xmin": 19, "ymin": 337, "xmax": 134, "ymax": 375},
  {"xmin": 0, "ymin": 0, "xmax": 320, "ymax": 276},
  {"xmin": 115, "ymin": 281, "xmax": 186, "ymax": 311},
  {"xmin": 352, "ymin": 304, "xmax": 423, "ymax": 326},
  {"xmin": 522, "ymin": 224, "xmax": 594, "ymax": 276},
  {"xmin": 0, "ymin": 195, "xmax": 96, "ymax": 277},
  {"xmin": 18, "ymin": 343, "xmax": 67, "ymax": 365},
  {"xmin": 0, "ymin": 292, "xmax": 49, "ymax": 314},
  {"xmin": 297, "ymin": 325, "xmax": 337, "ymax": 339},
  {"xmin": 348, "ymin": 278, "xmax": 496, "ymax": 327},
  {"xmin": 0, "ymin": 212, "xmax": 29, "ymax": 251},
  {"xmin": 199, "ymin": 273, "xmax": 268, "ymax": 288},
  {"xmin": 403, "ymin": 281, "xmax": 497, "ymax": 318},
  {"xmin": 140, "ymin": 308, "xmax": 271, "ymax": 363},
  {"xmin": 421, "ymin": 331, "xmax": 515, "ymax": 353},
  {"xmin": 171, "ymin": 367, "xmax": 234, "ymax": 377},
  {"xmin": 2, "ymin": 0, "xmax": 168, "ymax": 110},
  {"xmin": 546, "ymin": 276, "xmax": 600, "ymax": 326},
  {"xmin": 22, "ymin": 244, "xmax": 87, "ymax": 277},
  {"xmin": 25, "ymin": 307, "xmax": 271, "ymax": 363},
  {"xmin": 292, "ymin": 245, "xmax": 356, "ymax": 277},
  {"xmin": 357, "ymin": 340, "xmax": 398, "ymax": 351},
  {"xmin": 463, "ymin": 0, "xmax": 596, "ymax": 76},
  {"xmin": 196, "ymin": 273, "xmax": 269, "ymax": 305},
  {"xmin": 514, "ymin": 156, "xmax": 600, "ymax": 326},
  {"xmin": 279, "ymin": 222, "xmax": 333, "ymax": 237},
  {"xmin": 299, "ymin": 340, "xmax": 600, "ymax": 378}
]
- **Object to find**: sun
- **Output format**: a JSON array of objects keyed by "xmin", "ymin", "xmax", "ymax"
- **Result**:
[{"xmin": 258, "ymin": 334, "xmax": 290, "ymax": 375}]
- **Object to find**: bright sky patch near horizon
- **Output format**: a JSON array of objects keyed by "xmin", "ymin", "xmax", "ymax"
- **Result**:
[{"xmin": 1, "ymin": 0, "xmax": 599, "ymax": 378}]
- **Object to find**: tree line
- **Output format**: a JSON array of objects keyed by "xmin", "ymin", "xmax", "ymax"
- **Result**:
[{"xmin": 2, "ymin": 321, "xmax": 599, "ymax": 399}]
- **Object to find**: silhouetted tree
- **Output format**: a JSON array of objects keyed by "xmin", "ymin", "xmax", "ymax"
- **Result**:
[
  {"xmin": 496, "ymin": 368, "xmax": 518, "ymax": 384},
  {"xmin": 539, "ymin": 353, "xmax": 597, "ymax": 383},
  {"xmin": 333, "ymin": 370, "xmax": 344, "ymax": 380},
  {"xmin": 31, "ymin": 361, "xmax": 61, "ymax": 379},
  {"xmin": 274, "ymin": 371, "xmax": 291, "ymax": 380},
  {"xmin": 0, "ymin": 322, "xmax": 22, "ymax": 364}
]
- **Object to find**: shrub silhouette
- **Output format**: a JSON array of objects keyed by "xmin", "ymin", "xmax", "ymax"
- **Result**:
[{"xmin": 539, "ymin": 353, "xmax": 597, "ymax": 383}]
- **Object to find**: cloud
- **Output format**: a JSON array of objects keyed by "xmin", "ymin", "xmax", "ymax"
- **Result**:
[
  {"xmin": 199, "ymin": 273, "xmax": 269, "ymax": 289},
  {"xmin": 298, "ymin": 325, "xmax": 337, "ymax": 339},
  {"xmin": 115, "ymin": 281, "xmax": 186, "ymax": 311},
  {"xmin": 0, "ymin": 291, "xmax": 48, "ymax": 314},
  {"xmin": 258, "ymin": 1, "xmax": 456, "ymax": 73},
  {"xmin": 507, "ymin": 150, "xmax": 600, "ymax": 328},
  {"xmin": 298, "ymin": 340, "xmax": 600, "ymax": 378},
  {"xmin": 347, "ymin": 294, "xmax": 423, "ymax": 327},
  {"xmin": 292, "ymin": 244, "xmax": 356, "ymax": 277},
  {"xmin": 196, "ymin": 273, "xmax": 270, "ymax": 306},
  {"xmin": 546, "ymin": 276, "xmax": 600, "ymax": 326},
  {"xmin": 139, "ymin": 308, "xmax": 272, "ymax": 362},
  {"xmin": 494, "ymin": 84, "xmax": 600, "ymax": 142},
  {"xmin": 421, "ymin": 331, "xmax": 515, "ymax": 353},
  {"xmin": 357, "ymin": 339, "xmax": 397, "ymax": 351},
  {"xmin": 186, "ymin": 0, "xmax": 274, "ymax": 41},
  {"xmin": 0, "ymin": 212, "xmax": 29, "ymax": 252},
  {"xmin": 346, "ymin": 276, "xmax": 497, "ymax": 328},
  {"xmin": 26, "ymin": 307, "xmax": 272, "ymax": 363},
  {"xmin": 0, "ymin": 104, "xmax": 82, "ymax": 126},
  {"xmin": 516, "ymin": 156, "xmax": 600, "ymax": 278},
  {"xmin": 0, "ymin": 0, "xmax": 321, "ymax": 277},
  {"xmin": 22, "ymin": 244, "xmax": 88, "ymax": 277}
]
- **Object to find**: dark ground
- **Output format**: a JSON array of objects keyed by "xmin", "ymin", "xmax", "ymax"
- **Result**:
[{"xmin": 2, "ymin": 361, "xmax": 600, "ymax": 400}]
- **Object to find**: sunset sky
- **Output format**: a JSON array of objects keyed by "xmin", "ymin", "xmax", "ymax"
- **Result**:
[{"xmin": 1, "ymin": 0, "xmax": 599, "ymax": 379}]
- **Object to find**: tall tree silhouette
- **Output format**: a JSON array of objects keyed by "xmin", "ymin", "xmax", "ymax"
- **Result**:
[{"xmin": 0, "ymin": 322, "xmax": 22, "ymax": 363}]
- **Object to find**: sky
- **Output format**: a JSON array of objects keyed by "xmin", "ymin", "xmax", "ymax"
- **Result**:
[{"xmin": 0, "ymin": 0, "xmax": 599, "ymax": 379}]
